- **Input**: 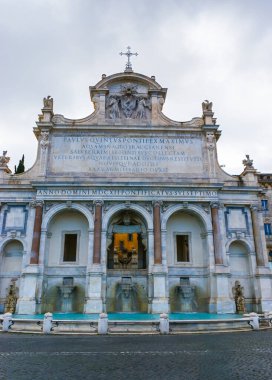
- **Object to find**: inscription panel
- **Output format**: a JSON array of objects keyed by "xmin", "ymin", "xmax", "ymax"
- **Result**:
[
  {"xmin": 36, "ymin": 188, "xmax": 217, "ymax": 201},
  {"xmin": 49, "ymin": 134, "xmax": 204, "ymax": 176}
]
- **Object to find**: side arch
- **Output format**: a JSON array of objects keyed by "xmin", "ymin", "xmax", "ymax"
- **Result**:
[
  {"xmin": 41, "ymin": 203, "xmax": 94, "ymax": 230},
  {"xmin": 226, "ymin": 238, "xmax": 254, "ymax": 254},
  {"xmin": 161, "ymin": 203, "xmax": 212, "ymax": 232},
  {"xmin": 0, "ymin": 237, "xmax": 27, "ymax": 253}
]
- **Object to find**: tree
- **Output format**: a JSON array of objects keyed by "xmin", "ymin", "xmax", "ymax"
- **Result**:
[{"xmin": 14, "ymin": 154, "xmax": 25, "ymax": 174}]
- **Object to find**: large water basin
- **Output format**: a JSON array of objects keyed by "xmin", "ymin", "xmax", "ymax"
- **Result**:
[{"xmin": 12, "ymin": 312, "xmax": 243, "ymax": 321}]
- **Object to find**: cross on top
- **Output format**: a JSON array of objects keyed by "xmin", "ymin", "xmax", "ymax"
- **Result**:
[{"xmin": 119, "ymin": 46, "xmax": 138, "ymax": 72}]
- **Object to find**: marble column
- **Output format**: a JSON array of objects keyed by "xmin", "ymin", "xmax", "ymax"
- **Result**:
[
  {"xmin": 93, "ymin": 200, "xmax": 103, "ymax": 264},
  {"xmin": 153, "ymin": 201, "xmax": 162, "ymax": 265},
  {"xmin": 251, "ymin": 205, "xmax": 265, "ymax": 266},
  {"xmin": 30, "ymin": 202, "xmax": 43, "ymax": 265},
  {"xmin": 85, "ymin": 200, "xmax": 104, "ymax": 313},
  {"xmin": 210, "ymin": 202, "xmax": 223, "ymax": 265}
]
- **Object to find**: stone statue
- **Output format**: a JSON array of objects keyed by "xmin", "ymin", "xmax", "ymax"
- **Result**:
[
  {"xmin": 5, "ymin": 279, "xmax": 18, "ymax": 313},
  {"xmin": 206, "ymin": 132, "xmax": 215, "ymax": 150},
  {"xmin": 107, "ymin": 96, "xmax": 121, "ymax": 119},
  {"xmin": 202, "ymin": 99, "xmax": 213, "ymax": 112},
  {"xmin": 242, "ymin": 154, "xmax": 254, "ymax": 169},
  {"xmin": 135, "ymin": 97, "xmax": 151, "ymax": 119},
  {"xmin": 40, "ymin": 131, "xmax": 49, "ymax": 150},
  {"xmin": 233, "ymin": 281, "xmax": 246, "ymax": 314},
  {"xmin": 92, "ymin": 95, "xmax": 100, "ymax": 111},
  {"xmin": 0, "ymin": 151, "xmax": 10, "ymax": 167},
  {"xmin": 43, "ymin": 95, "xmax": 53, "ymax": 109}
]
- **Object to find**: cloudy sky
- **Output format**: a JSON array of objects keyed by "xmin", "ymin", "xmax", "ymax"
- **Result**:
[{"xmin": 1, "ymin": 0, "xmax": 271, "ymax": 174}]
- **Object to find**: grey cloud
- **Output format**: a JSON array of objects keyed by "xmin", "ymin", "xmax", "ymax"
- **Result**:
[{"xmin": 0, "ymin": 0, "xmax": 271, "ymax": 173}]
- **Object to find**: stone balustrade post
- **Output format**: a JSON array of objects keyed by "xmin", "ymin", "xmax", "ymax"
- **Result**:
[
  {"xmin": 43, "ymin": 312, "xmax": 53, "ymax": 334},
  {"xmin": 30, "ymin": 201, "xmax": 43, "ymax": 265},
  {"xmin": 2, "ymin": 313, "xmax": 13, "ymax": 332},
  {"xmin": 98, "ymin": 313, "xmax": 108, "ymax": 334},
  {"xmin": 159, "ymin": 313, "xmax": 169, "ymax": 334},
  {"xmin": 210, "ymin": 202, "xmax": 223, "ymax": 265}
]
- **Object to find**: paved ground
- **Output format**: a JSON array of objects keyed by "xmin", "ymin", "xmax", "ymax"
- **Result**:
[{"xmin": 0, "ymin": 330, "xmax": 272, "ymax": 380}]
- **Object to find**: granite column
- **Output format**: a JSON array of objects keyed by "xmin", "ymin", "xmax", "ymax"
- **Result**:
[
  {"xmin": 30, "ymin": 202, "xmax": 43, "ymax": 265},
  {"xmin": 251, "ymin": 205, "xmax": 265, "ymax": 266},
  {"xmin": 93, "ymin": 200, "xmax": 103, "ymax": 264},
  {"xmin": 211, "ymin": 202, "xmax": 223, "ymax": 265},
  {"xmin": 153, "ymin": 201, "xmax": 162, "ymax": 265}
]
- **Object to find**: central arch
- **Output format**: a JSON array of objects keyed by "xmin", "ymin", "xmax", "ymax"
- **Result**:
[{"xmin": 105, "ymin": 206, "xmax": 149, "ymax": 313}]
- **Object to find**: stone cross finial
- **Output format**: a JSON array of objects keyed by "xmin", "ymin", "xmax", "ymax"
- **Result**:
[{"xmin": 119, "ymin": 46, "xmax": 138, "ymax": 72}]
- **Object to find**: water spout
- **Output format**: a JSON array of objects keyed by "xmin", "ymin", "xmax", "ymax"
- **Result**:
[
  {"xmin": 176, "ymin": 277, "xmax": 197, "ymax": 312},
  {"xmin": 58, "ymin": 278, "xmax": 75, "ymax": 313}
]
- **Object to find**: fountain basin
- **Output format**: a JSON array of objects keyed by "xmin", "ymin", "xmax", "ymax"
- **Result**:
[{"xmin": 0, "ymin": 312, "xmax": 256, "ymax": 334}]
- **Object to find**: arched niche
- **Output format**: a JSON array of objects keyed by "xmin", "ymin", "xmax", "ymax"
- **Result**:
[
  {"xmin": 1, "ymin": 240, "xmax": 24, "ymax": 274},
  {"xmin": 106, "ymin": 210, "xmax": 148, "ymax": 270},
  {"xmin": 166, "ymin": 210, "xmax": 208, "ymax": 267},
  {"xmin": 228, "ymin": 240, "xmax": 254, "ymax": 311},
  {"xmin": 46, "ymin": 209, "xmax": 89, "ymax": 266},
  {"xmin": 228, "ymin": 241, "xmax": 251, "ymax": 275},
  {"xmin": 0, "ymin": 240, "xmax": 23, "ymax": 313}
]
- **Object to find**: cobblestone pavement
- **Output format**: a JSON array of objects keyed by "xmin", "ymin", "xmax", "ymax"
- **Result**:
[{"xmin": 0, "ymin": 330, "xmax": 272, "ymax": 380}]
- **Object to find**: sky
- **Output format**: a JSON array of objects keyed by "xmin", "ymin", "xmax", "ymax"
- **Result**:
[{"xmin": 1, "ymin": 0, "xmax": 272, "ymax": 175}]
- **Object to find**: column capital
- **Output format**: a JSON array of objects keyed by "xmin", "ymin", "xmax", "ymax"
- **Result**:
[
  {"xmin": 93, "ymin": 200, "xmax": 104, "ymax": 207},
  {"xmin": 210, "ymin": 201, "xmax": 222, "ymax": 209},
  {"xmin": 29, "ymin": 200, "xmax": 44, "ymax": 208},
  {"xmin": 152, "ymin": 200, "xmax": 163, "ymax": 208},
  {"xmin": 250, "ymin": 204, "xmax": 260, "ymax": 212}
]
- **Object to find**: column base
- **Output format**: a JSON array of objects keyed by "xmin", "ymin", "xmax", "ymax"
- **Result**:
[
  {"xmin": 17, "ymin": 299, "xmax": 37, "ymax": 314},
  {"xmin": 16, "ymin": 265, "xmax": 40, "ymax": 314},
  {"xmin": 151, "ymin": 268, "xmax": 169, "ymax": 314},
  {"xmin": 85, "ymin": 265, "xmax": 104, "ymax": 314},
  {"xmin": 210, "ymin": 272, "xmax": 235, "ymax": 314},
  {"xmin": 151, "ymin": 299, "xmax": 169, "ymax": 314},
  {"xmin": 255, "ymin": 274, "xmax": 272, "ymax": 312},
  {"xmin": 208, "ymin": 298, "xmax": 235, "ymax": 314},
  {"xmin": 84, "ymin": 299, "xmax": 103, "ymax": 314}
]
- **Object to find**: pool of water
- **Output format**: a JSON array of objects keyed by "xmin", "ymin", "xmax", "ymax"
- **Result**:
[{"xmin": 11, "ymin": 312, "xmax": 243, "ymax": 321}]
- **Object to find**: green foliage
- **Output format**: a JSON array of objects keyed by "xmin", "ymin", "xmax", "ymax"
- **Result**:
[{"xmin": 14, "ymin": 154, "xmax": 25, "ymax": 174}]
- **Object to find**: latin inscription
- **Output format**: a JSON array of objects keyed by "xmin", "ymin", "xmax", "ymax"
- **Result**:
[
  {"xmin": 49, "ymin": 135, "xmax": 204, "ymax": 175},
  {"xmin": 37, "ymin": 188, "xmax": 217, "ymax": 199}
]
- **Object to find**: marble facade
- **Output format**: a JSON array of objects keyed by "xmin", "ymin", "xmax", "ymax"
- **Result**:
[{"xmin": 0, "ymin": 68, "xmax": 272, "ymax": 315}]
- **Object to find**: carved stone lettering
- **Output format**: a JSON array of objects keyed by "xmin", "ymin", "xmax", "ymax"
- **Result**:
[{"xmin": 49, "ymin": 134, "xmax": 204, "ymax": 176}]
